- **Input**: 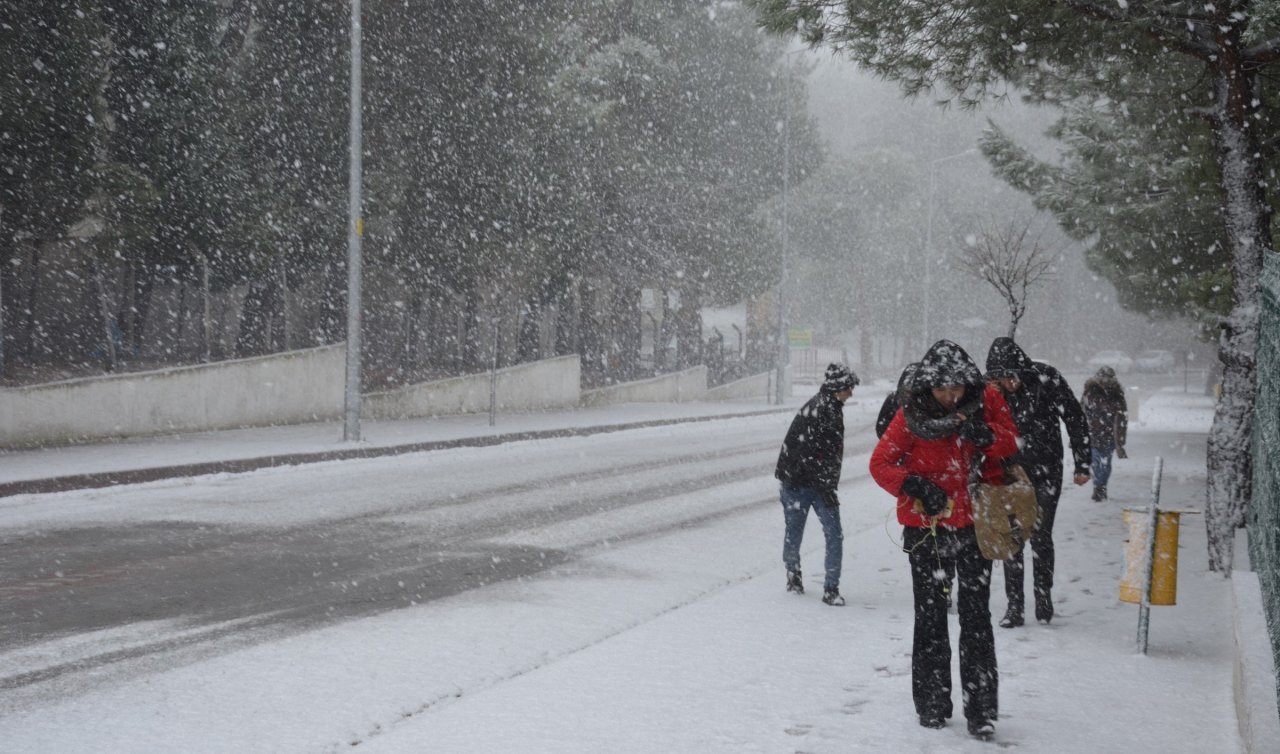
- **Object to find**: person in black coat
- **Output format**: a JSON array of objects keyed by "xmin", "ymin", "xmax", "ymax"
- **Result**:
[
  {"xmin": 984, "ymin": 337, "xmax": 1092, "ymax": 626},
  {"xmin": 1081, "ymin": 366, "xmax": 1129, "ymax": 501},
  {"xmin": 775, "ymin": 363, "xmax": 859, "ymax": 606},
  {"xmin": 875, "ymin": 362, "xmax": 920, "ymax": 439}
]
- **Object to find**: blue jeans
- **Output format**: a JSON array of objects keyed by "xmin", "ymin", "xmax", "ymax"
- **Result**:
[
  {"xmin": 780, "ymin": 483, "xmax": 843, "ymax": 590},
  {"xmin": 1091, "ymin": 447, "xmax": 1114, "ymax": 487}
]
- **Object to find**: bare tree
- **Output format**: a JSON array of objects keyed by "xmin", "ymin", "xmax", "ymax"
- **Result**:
[{"xmin": 958, "ymin": 220, "xmax": 1056, "ymax": 340}]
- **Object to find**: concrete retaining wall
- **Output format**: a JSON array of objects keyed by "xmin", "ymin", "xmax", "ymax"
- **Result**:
[
  {"xmin": 365, "ymin": 355, "xmax": 581, "ymax": 419},
  {"xmin": 1232, "ymin": 571, "xmax": 1280, "ymax": 753},
  {"xmin": 705, "ymin": 371, "xmax": 772, "ymax": 402},
  {"xmin": 581, "ymin": 366, "xmax": 707, "ymax": 406},
  {"xmin": 0, "ymin": 345, "xmax": 345, "ymax": 447}
]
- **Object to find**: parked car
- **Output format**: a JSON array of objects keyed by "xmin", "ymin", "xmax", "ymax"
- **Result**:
[
  {"xmin": 1086, "ymin": 349, "xmax": 1134, "ymax": 374},
  {"xmin": 1135, "ymin": 349, "xmax": 1176, "ymax": 373}
]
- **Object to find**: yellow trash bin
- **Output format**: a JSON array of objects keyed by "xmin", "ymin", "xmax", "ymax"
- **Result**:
[{"xmin": 1119, "ymin": 509, "xmax": 1181, "ymax": 605}]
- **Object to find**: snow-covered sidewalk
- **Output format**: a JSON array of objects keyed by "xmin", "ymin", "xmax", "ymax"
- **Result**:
[{"xmin": 345, "ymin": 401, "xmax": 1251, "ymax": 753}]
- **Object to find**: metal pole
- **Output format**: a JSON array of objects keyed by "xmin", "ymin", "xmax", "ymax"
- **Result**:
[
  {"xmin": 0, "ymin": 223, "xmax": 5, "ymax": 383},
  {"xmin": 342, "ymin": 0, "xmax": 364, "ymax": 442},
  {"xmin": 200, "ymin": 253, "xmax": 212, "ymax": 363},
  {"xmin": 1137, "ymin": 455, "xmax": 1164, "ymax": 654},
  {"xmin": 923, "ymin": 165, "xmax": 936, "ymax": 350},
  {"xmin": 0, "ymin": 208, "xmax": 5, "ymax": 381},
  {"xmin": 921, "ymin": 149, "xmax": 977, "ymax": 351},
  {"xmin": 775, "ymin": 92, "xmax": 790, "ymax": 405},
  {"xmin": 489, "ymin": 319, "xmax": 498, "ymax": 427}
]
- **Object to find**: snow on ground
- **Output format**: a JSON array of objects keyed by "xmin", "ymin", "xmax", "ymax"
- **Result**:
[{"xmin": 0, "ymin": 387, "xmax": 1261, "ymax": 753}]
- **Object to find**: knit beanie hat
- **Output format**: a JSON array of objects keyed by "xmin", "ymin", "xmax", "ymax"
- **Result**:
[{"xmin": 822, "ymin": 363, "xmax": 859, "ymax": 393}]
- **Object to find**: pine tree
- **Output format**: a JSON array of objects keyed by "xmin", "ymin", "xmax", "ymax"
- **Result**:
[
  {"xmin": 750, "ymin": 0, "xmax": 1280, "ymax": 572},
  {"xmin": 0, "ymin": 0, "xmax": 102, "ymax": 375}
]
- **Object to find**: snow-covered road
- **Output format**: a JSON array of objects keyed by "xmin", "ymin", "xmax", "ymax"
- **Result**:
[{"xmin": 1, "ymin": 409, "xmax": 871, "ymax": 713}]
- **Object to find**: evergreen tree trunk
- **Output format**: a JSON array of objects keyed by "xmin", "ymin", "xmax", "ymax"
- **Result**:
[
  {"xmin": 555, "ymin": 284, "xmax": 577, "ymax": 357},
  {"xmin": 1205, "ymin": 57, "xmax": 1270, "ymax": 573},
  {"xmin": 608, "ymin": 284, "xmax": 640, "ymax": 379},
  {"xmin": 235, "ymin": 278, "xmax": 272, "ymax": 357},
  {"xmin": 676, "ymin": 286, "xmax": 703, "ymax": 369},
  {"xmin": 93, "ymin": 261, "xmax": 117, "ymax": 373},
  {"xmin": 0, "ymin": 236, "xmax": 9, "ymax": 379},
  {"xmin": 131, "ymin": 264, "xmax": 156, "ymax": 357},
  {"xmin": 401, "ymin": 287, "xmax": 424, "ymax": 376},
  {"xmin": 175, "ymin": 281, "xmax": 189, "ymax": 361},
  {"xmin": 517, "ymin": 294, "xmax": 542, "ymax": 364},
  {"xmin": 20, "ymin": 244, "xmax": 39, "ymax": 362},
  {"xmin": 579, "ymin": 282, "xmax": 603, "ymax": 385}
]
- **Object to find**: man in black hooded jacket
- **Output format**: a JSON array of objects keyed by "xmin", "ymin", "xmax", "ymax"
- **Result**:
[
  {"xmin": 776, "ymin": 363, "xmax": 859, "ymax": 606},
  {"xmin": 984, "ymin": 337, "xmax": 1091, "ymax": 626}
]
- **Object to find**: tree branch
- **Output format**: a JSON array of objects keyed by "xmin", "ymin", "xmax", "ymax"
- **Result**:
[{"xmin": 1054, "ymin": 0, "xmax": 1217, "ymax": 61}]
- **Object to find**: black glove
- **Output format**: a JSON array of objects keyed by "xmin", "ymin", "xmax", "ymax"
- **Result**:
[
  {"xmin": 901, "ymin": 475, "xmax": 948, "ymax": 517},
  {"xmin": 820, "ymin": 489, "xmax": 840, "ymax": 508},
  {"xmin": 958, "ymin": 416, "xmax": 995, "ymax": 448}
]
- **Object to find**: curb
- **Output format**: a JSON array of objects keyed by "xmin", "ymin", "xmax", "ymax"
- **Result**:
[
  {"xmin": 0, "ymin": 408, "xmax": 791, "ymax": 499},
  {"xmin": 1231, "ymin": 571, "xmax": 1280, "ymax": 753}
]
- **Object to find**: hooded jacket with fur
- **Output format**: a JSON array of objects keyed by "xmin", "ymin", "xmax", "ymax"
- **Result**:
[{"xmin": 870, "ymin": 340, "xmax": 1020, "ymax": 529}]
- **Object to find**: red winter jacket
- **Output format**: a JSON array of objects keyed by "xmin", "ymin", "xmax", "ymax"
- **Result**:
[{"xmin": 870, "ymin": 383, "xmax": 1020, "ymax": 529}]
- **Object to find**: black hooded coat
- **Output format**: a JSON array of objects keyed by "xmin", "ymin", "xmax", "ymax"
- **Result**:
[
  {"xmin": 984, "ymin": 337, "xmax": 1091, "ymax": 486},
  {"xmin": 775, "ymin": 386, "xmax": 846, "ymax": 494}
]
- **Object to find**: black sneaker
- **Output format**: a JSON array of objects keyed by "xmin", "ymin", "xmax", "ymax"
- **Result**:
[
  {"xmin": 919, "ymin": 714, "xmax": 946, "ymax": 729},
  {"xmin": 968, "ymin": 719, "xmax": 995, "ymax": 740},
  {"xmin": 822, "ymin": 588, "xmax": 846, "ymax": 606},
  {"xmin": 999, "ymin": 610, "xmax": 1024, "ymax": 628},
  {"xmin": 786, "ymin": 571, "xmax": 804, "ymax": 595}
]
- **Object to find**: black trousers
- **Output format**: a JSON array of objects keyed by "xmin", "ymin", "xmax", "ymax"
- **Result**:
[
  {"xmin": 1002, "ymin": 481, "xmax": 1061, "ymax": 611},
  {"xmin": 904, "ymin": 525, "xmax": 998, "ymax": 723}
]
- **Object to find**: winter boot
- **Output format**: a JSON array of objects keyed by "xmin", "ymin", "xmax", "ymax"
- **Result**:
[
  {"xmin": 999, "ymin": 605, "xmax": 1024, "ymax": 628},
  {"xmin": 786, "ymin": 570, "xmax": 804, "ymax": 595},
  {"xmin": 919, "ymin": 714, "xmax": 946, "ymax": 729},
  {"xmin": 967, "ymin": 719, "xmax": 996, "ymax": 741},
  {"xmin": 1035, "ymin": 593, "xmax": 1054, "ymax": 624},
  {"xmin": 822, "ymin": 587, "xmax": 846, "ymax": 606},
  {"xmin": 1091, "ymin": 485, "xmax": 1107, "ymax": 502}
]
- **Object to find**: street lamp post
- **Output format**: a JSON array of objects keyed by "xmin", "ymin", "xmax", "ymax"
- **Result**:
[
  {"xmin": 921, "ymin": 148, "xmax": 977, "ymax": 349},
  {"xmin": 776, "ymin": 96, "xmax": 790, "ymax": 405},
  {"xmin": 342, "ymin": 0, "xmax": 364, "ymax": 442},
  {"xmin": 775, "ymin": 49, "xmax": 807, "ymax": 406}
]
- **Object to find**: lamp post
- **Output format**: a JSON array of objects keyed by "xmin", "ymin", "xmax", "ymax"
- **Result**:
[
  {"xmin": 775, "ymin": 49, "xmax": 806, "ymax": 405},
  {"xmin": 776, "ymin": 99, "xmax": 790, "ymax": 405},
  {"xmin": 342, "ymin": 0, "xmax": 364, "ymax": 442},
  {"xmin": 921, "ymin": 148, "xmax": 977, "ymax": 350}
]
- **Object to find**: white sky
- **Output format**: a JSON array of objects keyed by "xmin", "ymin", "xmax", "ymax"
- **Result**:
[{"xmin": 0, "ymin": 386, "xmax": 1264, "ymax": 753}]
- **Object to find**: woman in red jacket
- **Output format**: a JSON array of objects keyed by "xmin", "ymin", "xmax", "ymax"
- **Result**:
[{"xmin": 869, "ymin": 340, "xmax": 1019, "ymax": 741}]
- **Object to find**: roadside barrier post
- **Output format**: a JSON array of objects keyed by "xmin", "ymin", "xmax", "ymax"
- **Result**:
[
  {"xmin": 1118, "ymin": 456, "xmax": 1201, "ymax": 654},
  {"xmin": 1136, "ymin": 456, "xmax": 1163, "ymax": 654}
]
